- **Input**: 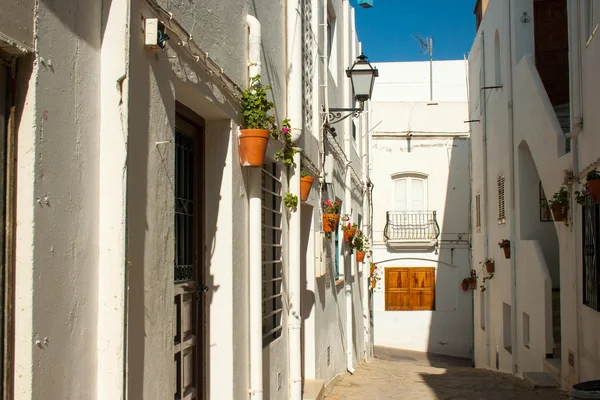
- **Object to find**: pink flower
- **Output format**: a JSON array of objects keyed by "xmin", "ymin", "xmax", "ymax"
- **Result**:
[{"xmin": 282, "ymin": 127, "xmax": 290, "ymax": 134}]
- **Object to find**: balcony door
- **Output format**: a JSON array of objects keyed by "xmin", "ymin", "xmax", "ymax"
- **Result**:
[{"xmin": 393, "ymin": 175, "xmax": 427, "ymax": 211}]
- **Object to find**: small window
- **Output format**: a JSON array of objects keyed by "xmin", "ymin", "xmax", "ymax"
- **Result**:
[
  {"xmin": 393, "ymin": 175, "xmax": 427, "ymax": 211},
  {"xmin": 497, "ymin": 174, "xmax": 506, "ymax": 225},
  {"xmin": 385, "ymin": 267, "xmax": 435, "ymax": 311},
  {"xmin": 475, "ymin": 192, "xmax": 481, "ymax": 230}
]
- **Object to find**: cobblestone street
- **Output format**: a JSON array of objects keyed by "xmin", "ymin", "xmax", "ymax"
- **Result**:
[{"xmin": 324, "ymin": 347, "xmax": 568, "ymax": 400}]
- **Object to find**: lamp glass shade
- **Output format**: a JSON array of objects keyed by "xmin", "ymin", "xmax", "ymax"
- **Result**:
[{"xmin": 347, "ymin": 55, "xmax": 378, "ymax": 102}]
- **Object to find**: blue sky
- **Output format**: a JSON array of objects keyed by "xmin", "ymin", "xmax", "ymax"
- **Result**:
[{"xmin": 349, "ymin": 0, "xmax": 477, "ymax": 62}]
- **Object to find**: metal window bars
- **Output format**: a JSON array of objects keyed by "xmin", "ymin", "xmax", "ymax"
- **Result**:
[
  {"xmin": 583, "ymin": 194, "xmax": 600, "ymax": 311},
  {"xmin": 383, "ymin": 211, "xmax": 440, "ymax": 241}
]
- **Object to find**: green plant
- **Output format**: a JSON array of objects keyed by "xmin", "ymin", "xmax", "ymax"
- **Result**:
[
  {"xmin": 480, "ymin": 272, "xmax": 494, "ymax": 293},
  {"xmin": 273, "ymin": 118, "xmax": 297, "ymax": 167},
  {"xmin": 350, "ymin": 230, "xmax": 369, "ymax": 253},
  {"xmin": 480, "ymin": 257, "xmax": 494, "ymax": 264},
  {"xmin": 241, "ymin": 75, "xmax": 277, "ymax": 135},
  {"xmin": 283, "ymin": 192, "xmax": 298, "ymax": 212},
  {"xmin": 575, "ymin": 187, "xmax": 588, "ymax": 206},
  {"xmin": 548, "ymin": 186, "xmax": 569, "ymax": 208},
  {"xmin": 323, "ymin": 200, "xmax": 340, "ymax": 214},
  {"xmin": 301, "ymin": 170, "xmax": 309, "ymax": 178},
  {"xmin": 587, "ymin": 169, "xmax": 600, "ymax": 181}
]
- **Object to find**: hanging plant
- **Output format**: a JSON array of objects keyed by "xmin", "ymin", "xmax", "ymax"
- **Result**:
[
  {"xmin": 351, "ymin": 230, "xmax": 370, "ymax": 262},
  {"xmin": 548, "ymin": 186, "xmax": 569, "ymax": 224},
  {"xmin": 480, "ymin": 258, "xmax": 495, "ymax": 273},
  {"xmin": 322, "ymin": 200, "xmax": 340, "ymax": 233},
  {"xmin": 273, "ymin": 119, "xmax": 298, "ymax": 167},
  {"xmin": 369, "ymin": 262, "xmax": 381, "ymax": 290},
  {"xmin": 239, "ymin": 75, "xmax": 277, "ymax": 167},
  {"xmin": 300, "ymin": 167, "xmax": 314, "ymax": 201},
  {"xmin": 283, "ymin": 192, "xmax": 298, "ymax": 212},
  {"xmin": 480, "ymin": 272, "xmax": 494, "ymax": 293},
  {"xmin": 576, "ymin": 170, "xmax": 600, "ymax": 205},
  {"xmin": 498, "ymin": 239, "xmax": 511, "ymax": 259}
]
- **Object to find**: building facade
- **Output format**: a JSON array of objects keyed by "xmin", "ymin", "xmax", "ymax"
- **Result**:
[
  {"xmin": 0, "ymin": 0, "xmax": 372, "ymax": 398},
  {"xmin": 469, "ymin": 0, "xmax": 600, "ymax": 389},
  {"xmin": 369, "ymin": 61, "xmax": 473, "ymax": 359}
]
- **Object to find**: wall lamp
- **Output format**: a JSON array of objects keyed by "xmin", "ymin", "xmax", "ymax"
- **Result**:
[{"xmin": 326, "ymin": 53, "xmax": 379, "ymax": 125}]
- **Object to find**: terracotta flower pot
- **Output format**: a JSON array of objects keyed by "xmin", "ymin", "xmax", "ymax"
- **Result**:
[
  {"xmin": 356, "ymin": 251, "xmax": 366, "ymax": 263},
  {"xmin": 239, "ymin": 129, "xmax": 270, "ymax": 167},
  {"xmin": 461, "ymin": 281, "xmax": 470, "ymax": 291},
  {"xmin": 322, "ymin": 214, "xmax": 340, "ymax": 233},
  {"xmin": 502, "ymin": 246, "xmax": 511, "ymax": 259},
  {"xmin": 469, "ymin": 280, "xmax": 477, "ymax": 290},
  {"xmin": 588, "ymin": 180, "xmax": 600, "ymax": 202},
  {"xmin": 343, "ymin": 228, "xmax": 356, "ymax": 243},
  {"xmin": 371, "ymin": 280, "xmax": 377, "ymax": 289},
  {"xmin": 485, "ymin": 261, "xmax": 495, "ymax": 274},
  {"xmin": 551, "ymin": 204, "xmax": 567, "ymax": 222},
  {"xmin": 300, "ymin": 176, "xmax": 314, "ymax": 201}
]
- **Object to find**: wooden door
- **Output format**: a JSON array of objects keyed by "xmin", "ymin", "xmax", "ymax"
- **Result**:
[
  {"xmin": 385, "ymin": 267, "xmax": 435, "ymax": 311},
  {"xmin": 174, "ymin": 106, "xmax": 205, "ymax": 400}
]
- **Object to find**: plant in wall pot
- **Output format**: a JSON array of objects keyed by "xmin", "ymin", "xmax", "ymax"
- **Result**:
[
  {"xmin": 480, "ymin": 272, "xmax": 494, "ymax": 293},
  {"xmin": 283, "ymin": 193, "xmax": 298, "ymax": 212},
  {"xmin": 299, "ymin": 167, "xmax": 314, "ymax": 202},
  {"xmin": 480, "ymin": 257, "xmax": 495, "ymax": 274},
  {"xmin": 351, "ymin": 230, "xmax": 370, "ymax": 263},
  {"xmin": 340, "ymin": 214, "xmax": 358, "ymax": 242},
  {"xmin": 498, "ymin": 239, "xmax": 511, "ymax": 259},
  {"xmin": 548, "ymin": 186, "xmax": 569, "ymax": 224},
  {"xmin": 586, "ymin": 169, "xmax": 600, "ymax": 202},
  {"xmin": 462, "ymin": 271, "xmax": 477, "ymax": 291},
  {"xmin": 239, "ymin": 75, "xmax": 277, "ymax": 167},
  {"xmin": 369, "ymin": 262, "xmax": 381, "ymax": 290},
  {"xmin": 322, "ymin": 200, "xmax": 340, "ymax": 233},
  {"xmin": 273, "ymin": 119, "xmax": 297, "ymax": 167}
]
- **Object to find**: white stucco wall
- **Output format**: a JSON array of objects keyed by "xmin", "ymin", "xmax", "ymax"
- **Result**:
[{"xmin": 369, "ymin": 61, "xmax": 473, "ymax": 359}]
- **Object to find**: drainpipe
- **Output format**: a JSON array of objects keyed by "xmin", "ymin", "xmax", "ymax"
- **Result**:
[
  {"xmin": 507, "ymin": 0, "xmax": 519, "ymax": 375},
  {"xmin": 286, "ymin": 0, "xmax": 303, "ymax": 398},
  {"xmin": 247, "ymin": 14, "xmax": 263, "ymax": 400},
  {"xmin": 361, "ymin": 105, "xmax": 370, "ymax": 360},
  {"xmin": 480, "ymin": 30, "xmax": 491, "ymax": 369}
]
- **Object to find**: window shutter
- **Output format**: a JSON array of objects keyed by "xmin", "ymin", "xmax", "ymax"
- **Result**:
[
  {"xmin": 411, "ymin": 179, "xmax": 425, "ymax": 211},
  {"xmin": 385, "ymin": 268, "xmax": 410, "ymax": 310},
  {"xmin": 498, "ymin": 174, "xmax": 506, "ymax": 224},
  {"xmin": 385, "ymin": 267, "xmax": 435, "ymax": 311},
  {"xmin": 409, "ymin": 268, "xmax": 435, "ymax": 311},
  {"xmin": 476, "ymin": 192, "xmax": 481, "ymax": 229},
  {"xmin": 394, "ymin": 179, "xmax": 407, "ymax": 211}
]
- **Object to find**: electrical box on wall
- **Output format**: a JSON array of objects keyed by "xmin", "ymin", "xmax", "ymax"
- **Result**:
[
  {"xmin": 144, "ymin": 18, "xmax": 169, "ymax": 51},
  {"xmin": 315, "ymin": 231, "xmax": 327, "ymax": 278}
]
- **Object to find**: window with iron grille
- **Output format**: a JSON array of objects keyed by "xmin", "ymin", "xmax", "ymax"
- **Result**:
[
  {"xmin": 590, "ymin": 0, "xmax": 600, "ymax": 38},
  {"xmin": 475, "ymin": 192, "xmax": 481, "ymax": 230},
  {"xmin": 262, "ymin": 163, "xmax": 284, "ymax": 345},
  {"xmin": 497, "ymin": 174, "xmax": 506, "ymax": 225},
  {"xmin": 582, "ymin": 194, "xmax": 600, "ymax": 311},
  {"xmin": 540, "ymin": 182, "xmax": 552, "ymax": 222}
]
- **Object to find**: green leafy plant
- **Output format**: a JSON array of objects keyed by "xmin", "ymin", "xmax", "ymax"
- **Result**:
[
  {"xmin": 548, "ymin": 186, "xmax": 569, "ymax": 208},
  {"xmin": 323, "ymin": 200, "xmax": 340, "ymax": 214},
  {"xmin": 350, "ymin": 230, "xmax": 370, "ymax": 253},
  {"xmin": 241, "ymin": 75, "xmax": 277, "ymax": 135},
  {"xmin": 575, "ymin": 187, "xmax": 588, "ymax": 206},
  {"xmin": 301, "ymin": 171, "xmax": 309, "ymax": 178},
  {"xmin": 273, "ymin": 118, "xmax": 298, "ymax": 167},
  {"xmin": 283, "ymin": 192, "xmax": 298, "ymax": 212},
  {"xmin": 480, "ymin": 272, "xmax": 494, "ymax": 293}
]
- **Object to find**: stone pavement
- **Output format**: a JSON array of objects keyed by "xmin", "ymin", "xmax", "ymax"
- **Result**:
[{"xmin": 324, "ymin": 347, "xmax": 569, "ymax": 400}]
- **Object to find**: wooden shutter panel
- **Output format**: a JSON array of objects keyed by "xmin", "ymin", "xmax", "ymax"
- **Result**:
[
  {"xmin": 409, "ymin": 268, "xmax": 435, "ymax": 311},
  {"xmin": 385, "ymin": 267, "xmax": 435, "ymax": 311},
  {"xmin": 385, "ymin": 268, "xmax": 410, "ymax": 310}
]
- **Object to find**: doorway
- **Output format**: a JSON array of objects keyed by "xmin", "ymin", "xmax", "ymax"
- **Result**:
[{"xmin": 174, "ymin": 105, "xmax": 205, "ymax": 400}]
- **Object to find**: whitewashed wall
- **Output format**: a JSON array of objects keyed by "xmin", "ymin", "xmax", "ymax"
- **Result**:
[{"xmin": 370, "ymin": 61, "xmax": 472, "ymax": 359}]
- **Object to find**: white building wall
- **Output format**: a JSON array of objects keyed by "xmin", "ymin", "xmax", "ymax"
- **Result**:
[
  {"xmin": 370, "ymin": 61, "xmax": 473, "ymax": 359},
  {"xmin": 469, "ymin": 0, "xmax": 600, "ymax": 389}
]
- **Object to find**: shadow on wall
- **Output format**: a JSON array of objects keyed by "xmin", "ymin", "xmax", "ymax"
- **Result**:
[{"xmin": 426, "ymin": 137, "xmax": 473, "ymax": 363}]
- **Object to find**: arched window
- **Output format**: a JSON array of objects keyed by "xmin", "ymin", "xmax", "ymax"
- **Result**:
[
  {"xmin": 391, "ymin": 173, "xmax": 428, "ymax": 211},
  {"xmin": 494, "ymin": 30, "xmax": 501, "ymax": 85}
]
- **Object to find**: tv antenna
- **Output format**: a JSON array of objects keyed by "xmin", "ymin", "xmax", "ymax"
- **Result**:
[{"xmin": 412, "ymin": 34, "xmax": 435, "ymax": 104}]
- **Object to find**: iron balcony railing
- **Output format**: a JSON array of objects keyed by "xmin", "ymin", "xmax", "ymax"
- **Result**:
[{"xmin": 384, "ymin": 211, "xmax": 440, "ymax": 241}]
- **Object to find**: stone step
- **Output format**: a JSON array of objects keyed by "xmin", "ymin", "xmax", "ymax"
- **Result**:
[
  {"xmin": 303, "ymin": 379, "xmax": 325, "ymax": 400},
  {"xmin": 543, "ymin": 358, "xmax": 562, "ymax": 386},
  {"xmin": 524, "ymin": 372, "xmax": 559, "ymax": 389}
]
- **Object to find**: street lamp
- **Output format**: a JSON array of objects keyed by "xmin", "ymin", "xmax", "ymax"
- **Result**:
[{"xmin": 327, "ymin": 53, "xmax": 378, "ymax": 125}]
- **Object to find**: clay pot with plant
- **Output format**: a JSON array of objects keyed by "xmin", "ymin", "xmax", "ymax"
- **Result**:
[
  {"xmin": 351, "ymin": 230, "xmax": 369, "ymax": 263},
  {"xmin": 498, "ymin": 239, "xmax": 511, "ymax": 259},
  {"xmin": 548, "ymin": 186, "xmax": 569, "ymax": 224},
  {"xmin": 299, "ymin": 167, "xmax": 314, "ymax": 201},
  {"xmin": 322, "ymin": 200, "xmax": 340, "ymax": 233},
  {"xmin": 239, "ymin": 75, "xmax": 277, "ymax": 167},
  {"xmin": 481, "ymin": 258, "xmax": 495, "ymax": 274},
  {"xmin": 370, "ymin": 263, "xmax": 381, "ymax": 290},
  {"xmin": 586, "ymin": 169, "xmax": 600, "ymax": 202},
  {"xmin": 340, "ymin": 214, "xmax": 358, "ymax": 242}
]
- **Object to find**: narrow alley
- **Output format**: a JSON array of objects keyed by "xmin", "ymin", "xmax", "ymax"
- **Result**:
[{"xmin": 324, "ymin": 347, "xmax": 568, "ymax": 400}]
